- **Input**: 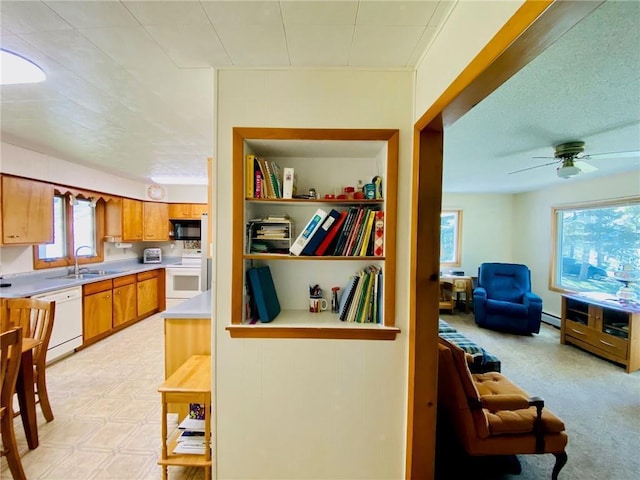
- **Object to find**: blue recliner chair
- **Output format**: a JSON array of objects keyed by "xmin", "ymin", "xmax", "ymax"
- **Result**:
[{"xmin": 473, "ymin": 262, "xmax": 542, "ymax": 334}]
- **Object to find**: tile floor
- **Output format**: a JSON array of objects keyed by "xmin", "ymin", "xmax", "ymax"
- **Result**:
[{"xmin": 1, "ymin": 314, "xmax": 205, "ymax": 480}]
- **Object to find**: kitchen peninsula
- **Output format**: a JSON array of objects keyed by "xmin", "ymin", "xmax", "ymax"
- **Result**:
[
  {"xmin": 161, "ymin": 290, "xmax": 212, "ymax": 419},
  {"xmin": 161, "ymin": 290, "xmax": 211, "ymax": 376}
]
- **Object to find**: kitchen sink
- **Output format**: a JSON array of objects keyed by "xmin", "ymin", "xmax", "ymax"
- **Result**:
[{"xmin": 49, "ymin": 270, "xmax": 122, "ymax": 280}]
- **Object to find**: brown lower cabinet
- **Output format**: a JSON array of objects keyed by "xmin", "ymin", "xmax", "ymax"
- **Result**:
[
  {"xmin": 82, "ymin": 269, "xmax": 164, "ymax": 346},
  {"xmin": 83, "ymin": 280, "xmax": 113, "ymax": 341},
  {"xmin": 113, "ymin": 274, "xmax": 137, "ymax": 327},
  {"xmin": 137, "ymin": 270, "xmax": 159, "ymax": 317}
]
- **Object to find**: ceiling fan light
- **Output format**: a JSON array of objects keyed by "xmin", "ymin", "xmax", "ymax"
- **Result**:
[
  {"xmin": 0, "ymin": 49, "xmax": 46, "ymax": 85},
  {"xmin": 557, "ymin": 164, "xmax": 581, "ymax": 179}
]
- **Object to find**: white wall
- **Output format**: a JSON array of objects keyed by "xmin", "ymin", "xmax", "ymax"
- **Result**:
[
  {"xmin": 414, "ymin": 0, "xmax": 524, "ymax": 120},
  {"xmin": 514, "ymin": 172, "xmax": 640, "ymax": 318},
  {"xmin": 214, "ymin": 69, "xmax": 413, "ymax": 479},
  {"xmin": 442, "ymin": 193, "xmax": 514, "ymax": 276}
]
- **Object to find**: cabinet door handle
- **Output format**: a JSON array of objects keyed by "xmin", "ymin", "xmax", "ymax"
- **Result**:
[
  {"xmin": 600, "ymin": 339, "xmax": 615, "ymax": 347},
  {"xmin": 571, "ymin": 328, "xmax": 586, "ymax": 335},
  {"xmin": 7, "ymin": 234, "xmax": 18, "ymax": 238},
  {"xmin": 105, "ymin": 294, "xmax": 111, "ymax": 299},
  {"xmin": 147, "ymin": 234, "xmax": 155, "ymax": 237}
]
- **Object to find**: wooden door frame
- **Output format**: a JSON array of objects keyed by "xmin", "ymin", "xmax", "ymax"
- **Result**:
[{"xmin": 406, "ymin": 1, "xmax": 604, "ymax": 478}]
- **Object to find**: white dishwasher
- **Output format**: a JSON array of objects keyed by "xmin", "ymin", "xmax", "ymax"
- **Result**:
[{"xmin": 33, "ymin": 286, "xmax": 83, "ymax": 364}]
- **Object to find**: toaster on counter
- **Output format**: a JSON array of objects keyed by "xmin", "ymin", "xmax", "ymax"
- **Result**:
[{"xmin": 143, "ymin": 248, "xmax": 162, "ymax": 264}]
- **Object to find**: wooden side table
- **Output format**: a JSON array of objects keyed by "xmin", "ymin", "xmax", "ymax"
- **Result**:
[
  {"xmin": 158, "ymin": 355, "xmax": 212, "ymax": 480},
  {"xmin": 440, "ymin": 275, "xmax": 474, "ymax": 313}
]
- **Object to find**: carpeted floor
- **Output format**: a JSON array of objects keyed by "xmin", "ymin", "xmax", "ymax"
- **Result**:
[{"xmin": 437, "ymin": 312, "xmax": 640, "ymax": 480}]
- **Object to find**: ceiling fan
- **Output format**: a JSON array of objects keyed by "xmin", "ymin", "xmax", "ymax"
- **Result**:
[{"xmin": 508, "ymin": 141, "xmax": 640, "ymax": 179}]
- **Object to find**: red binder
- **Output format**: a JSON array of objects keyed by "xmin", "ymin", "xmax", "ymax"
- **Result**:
[{"xmin": 315, "ymin": 210, "xmax": 348, "ymax": 256}]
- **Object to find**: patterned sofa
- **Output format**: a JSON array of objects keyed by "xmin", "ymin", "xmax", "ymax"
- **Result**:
[{"xmin": 439, "ymin": 319, "xmax": 501, "ymax": 373}]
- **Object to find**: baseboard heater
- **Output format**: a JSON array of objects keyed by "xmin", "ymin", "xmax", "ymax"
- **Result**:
[{"xmin": 542, "ymin": 312, "xmax": 561, "ymax": 328}]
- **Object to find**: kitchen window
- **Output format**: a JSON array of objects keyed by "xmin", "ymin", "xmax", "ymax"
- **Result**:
[
  {"xmin": 33, "ymin": 193, "xmax": 104, "ymax": 269},
  {"xmin": 440, "ymin": 210, "xmax": 462, "ymax": 267}
]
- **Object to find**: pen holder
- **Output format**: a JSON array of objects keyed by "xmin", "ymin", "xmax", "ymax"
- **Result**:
[{"xmin": 309, "ymin": 296, "xmax": 328, "ymax": 313}]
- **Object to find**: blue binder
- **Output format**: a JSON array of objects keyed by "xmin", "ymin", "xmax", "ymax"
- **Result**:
[
  {"xmin": 301, "ymin": 209, "xmax": 341, "ymax": 256},
  {"xmin": 247, "ymin": 266, "xmax": 280, "ymax": 323}
]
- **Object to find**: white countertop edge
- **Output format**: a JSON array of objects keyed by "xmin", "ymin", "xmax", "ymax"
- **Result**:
[{"xmin": 161, "ymin": 291, "xmax": 212, "ymax": 319}]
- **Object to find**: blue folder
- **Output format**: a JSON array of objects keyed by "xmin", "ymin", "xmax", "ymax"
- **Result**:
[{"xmin": 247, "ymin": 266, "xmax": 281, "ymax": 323}]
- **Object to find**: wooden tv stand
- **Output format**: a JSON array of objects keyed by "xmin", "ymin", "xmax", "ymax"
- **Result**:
[{"xmin": 561, "ymin": 293, "xmax": 640, "ymax": 373}]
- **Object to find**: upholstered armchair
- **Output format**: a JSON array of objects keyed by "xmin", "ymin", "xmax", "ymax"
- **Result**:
[
  {"xmin": 437, "ymin": 337, "xmax": 568, "ymax": 479},
  {"xmin": 473, "ymin": 262, "xmax": 542, "ymax": 334}
]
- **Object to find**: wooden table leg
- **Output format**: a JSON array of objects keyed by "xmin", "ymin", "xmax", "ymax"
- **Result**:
[{"xmin": 16, "ymin": 349, "xmax": 39, "ymax": 449}]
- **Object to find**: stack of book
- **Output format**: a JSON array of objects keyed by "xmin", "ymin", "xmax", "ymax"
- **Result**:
[
  {"xmin": 247, "ymin": 217, "xmax": 293, "ymax": 254},
  {"xmin": 338, "ymin": 265, "xmax": 383, "ymax": 323},
  {"xmin": 246, "ymin": 154, "xmax": 285, "ymax": 199},
  {"xmin": 289, "ymin": 207, "xmax": 384, "ymax": 257},
  {"xmin": 173, "ymin": 413, "xmax": 208, "ymax": 455}
]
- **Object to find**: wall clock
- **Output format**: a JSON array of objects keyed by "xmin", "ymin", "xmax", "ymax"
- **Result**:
[{"xmin": 147, "ymin": 184, "xmax": 165, "ymax": 200}]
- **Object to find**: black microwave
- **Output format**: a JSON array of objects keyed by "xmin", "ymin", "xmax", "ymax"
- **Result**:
[{"xmin": 172, "ymin": 220, "xmax": 201, "ymax": 240}]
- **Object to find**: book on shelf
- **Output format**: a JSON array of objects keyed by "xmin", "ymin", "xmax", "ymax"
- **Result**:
[
  {"xmin": 373, "ymin": 211, "xmax": 384, "ymax": 257},
  {"xmin": 256, "ymin": 157, "xmax": 273, "ymax": 198},
  {"xmin": 332, "ymin": 207, "xmax": 358, "ymax": 256},
  {"xmin": 270, "ymin": 160, "xmax": 282, "ymax": 198},
  {"xmin": 247, "ymin": 266, "xmax": 281, "ymax": 323},
  {"xmin": 189, "ymin": 403, "xmax": 205, "ymax": 420},
  {"xmin": 301, "ymin": 209, "xmax": 340, "ymax": 256},
  {"xmin": 255, "ymin": 168, "xmax": 263, "ymax": 199},
  {"xmin": 339, "ymin": 266, "xmax": 383, "ymax": 323},
  {"xmin": 178, "ymin": 417, "xmax": 205, "ymax": 432},
  {"xmin": 339, "ymin": 274, "xmax": 361, "ymax": 321},
  {"xmin": 173, "ymin": 442, "xmax": 207, "ymax": 455},
  {"xmin": 358, "ymin": 210, "xmax": 376, "ymax": 256},
  {"xmin": 177, "ymin": 430, "xmax": 205, "ymax": 441},
  {"xmin": 350, "ymin": 209, "xmax": 374, "ymax": 256},
  {"xmin": 345, "ymin": 270, "xmax": 367, "ymax": 322},
  {"xmin": 315, "ymin": 210, "xmax": 348, "ymax": 256},
  {"xmin": 282, "ymin": 167, "xmax": 295, "ymax": 199},
  {"xmin": 246, "ymin": 154, "xmax": 255, "ymax": 198},
  {"xmin": 289, "ymin": 208, "xmax": 328, "ymax": 256},
  {"xmin": 342, "ymin": 207, "xmax": 366, "ymax": 256}
]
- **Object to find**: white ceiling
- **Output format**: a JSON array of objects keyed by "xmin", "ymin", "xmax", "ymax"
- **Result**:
[
  {"xmin": 1, "ymin": 1, "xmax": 638, "ymax": 193},
  {"xmin": 444, "ymin": 0, "xmax": 640, "ymax": 193},
  {"xmin": 0, "ymin": 0, "xmax": 452, "ymax": 184}
]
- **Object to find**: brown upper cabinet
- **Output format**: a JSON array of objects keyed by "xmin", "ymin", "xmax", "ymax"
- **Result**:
[
  {"xmin": 1, "ymin": 176, "xmax": 54, "ymax": 245},
  {"xmin": 106, "ymin": 198, "xmax": 169, "ymax": 242},
  {"xmin": 168, "ymin": 203, "xmax": 207, "ymax": 220},
  {"xmin": 143, "ymin": 202, "xmax": 169, "ymax": 241},
  {"xmin": 106, "ymin": 198, "xmax": 143, "ymax": 242}
]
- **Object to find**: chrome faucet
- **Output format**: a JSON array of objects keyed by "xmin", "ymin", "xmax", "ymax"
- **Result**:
[{"xmin": 74, "ymin": 245, "xmax": 94, "ymax": 275}]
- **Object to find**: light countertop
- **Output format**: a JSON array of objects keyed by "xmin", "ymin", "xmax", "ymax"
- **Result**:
[
  {"xmin": 161, "ymin": 290, "xmax": 212, "ymax": 319},
  {"xmin": 0, "ymin": 258, "xmax": 181, "ymax": 298}
]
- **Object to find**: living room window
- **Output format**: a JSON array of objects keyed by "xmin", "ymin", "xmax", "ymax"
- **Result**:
[
  {"xmin": 33, "ymin": 193, "xmax": 104, "ymax": 269},
  {"xmin": 440, "ymin": 210, "xmax": 462, "ymax": 266},
  {"xmin": 552, "ymin": 197, "xmax": 640, "ymax": 298}
]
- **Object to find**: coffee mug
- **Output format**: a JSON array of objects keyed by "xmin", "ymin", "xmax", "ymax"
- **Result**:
[{"xmin": 309, "ymin": 296, "xmax": 328, "ymax": 313}]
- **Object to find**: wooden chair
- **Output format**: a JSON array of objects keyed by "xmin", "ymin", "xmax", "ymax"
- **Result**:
[
  {"xmin": 437, "ymin": 337, "xmax": 568, "ymax": 479},
  {"xmin": 4, "ymin": 298, "xmax": 56, "ymax": 422},
  {"xmin": 439, "ymin": 280, "xmax": 455, "ymax": 313},
  {"xmin": 1, "ymin": 327, "xmax": 27, "ymax": 480}
]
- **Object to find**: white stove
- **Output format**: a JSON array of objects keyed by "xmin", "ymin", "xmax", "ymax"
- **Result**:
[
  {"xmin": 168, "ymin": 250, "xmax": 202, "ymax": 268},
  {"xmin": 166, "ymin": 250, "xmax": 203, "ymax": 304}
]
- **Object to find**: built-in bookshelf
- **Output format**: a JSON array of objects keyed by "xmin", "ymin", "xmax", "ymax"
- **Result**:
[{"xmin": 228, "ymin": 127, "xmax": 400, "ymax": 340}]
